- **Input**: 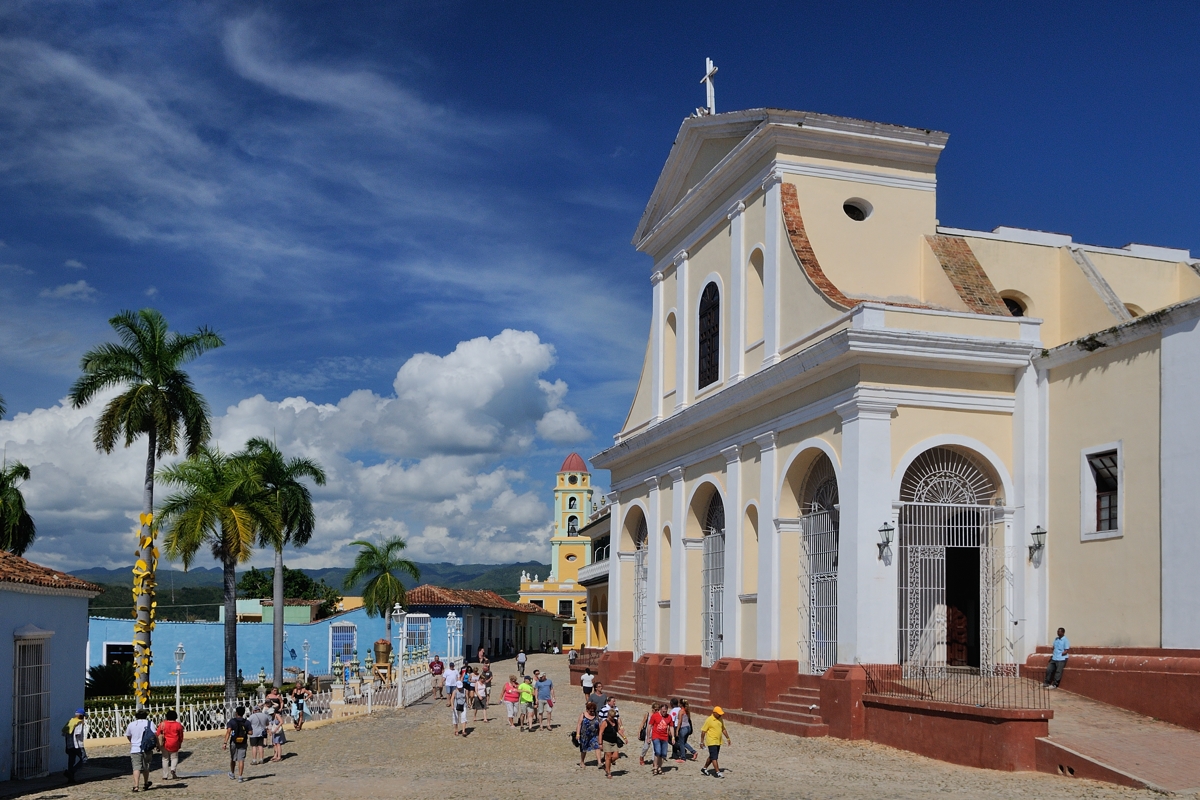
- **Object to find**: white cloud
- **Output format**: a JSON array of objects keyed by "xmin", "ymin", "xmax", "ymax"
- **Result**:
[
  {"xmin": 39, "ymin": 280, "xmax": 97, "ymax": 301},
  {"xmin": 4, "ymin": 330, "xmax": 581, "ymax": 570},
  {"xmin": 63, "ymin": 258, "xmax": 84, "ymax": 269},
  {"xmin": 144, "ymin": 286, "xmax": 157, "ymax": 296}
]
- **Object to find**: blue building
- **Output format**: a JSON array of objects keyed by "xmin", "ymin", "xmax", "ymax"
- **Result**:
[
  {"xmin": 0, "ymin": 551, "xmax": 101, "ymax": 781},
  {"xmin": 87, "ymin": 584, "xmax": 557, "ymax": 685}
]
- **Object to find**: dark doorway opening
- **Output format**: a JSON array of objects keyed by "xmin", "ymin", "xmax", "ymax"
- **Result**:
[{"xmin": 945, "ymin": 547, "xmax": 980, "ymax": 668}]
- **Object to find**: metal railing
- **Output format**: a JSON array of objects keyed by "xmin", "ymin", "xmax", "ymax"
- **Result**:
[{"xmin": 861, "ymin": 663, "xmax": 1049, "ymax": 710}]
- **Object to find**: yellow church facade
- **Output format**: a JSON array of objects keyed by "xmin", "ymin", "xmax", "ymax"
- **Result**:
[
  {"xmin": 517, "ymin": 453, "xmax": 593, "ymax": 651},
  {"xmin": 588, "ymin": 106, "xmax": 1200, "ymax": 673}
]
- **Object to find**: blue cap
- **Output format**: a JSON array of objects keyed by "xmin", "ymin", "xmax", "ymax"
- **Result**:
[{"xmin": 76, "ymin": 708, "xmax": 86, "ymax": 715}]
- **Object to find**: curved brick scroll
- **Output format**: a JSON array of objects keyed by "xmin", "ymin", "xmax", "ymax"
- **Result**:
[
  {"xmin": 780, "ymin": 182, "xmax": 856, "ymax": 310},
  {"xmin": 926, "ymin": 235, "xmax": 1011, "ymax": 316}
]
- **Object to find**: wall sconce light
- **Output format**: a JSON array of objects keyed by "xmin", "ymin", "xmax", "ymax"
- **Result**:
[
  {"xmin": 1029, "ymin": 526, "xmax": 1047, "ymax": 561},
  {"xmin": 877, "ymin": 522, "xmax": 894, "ymax": 560}
]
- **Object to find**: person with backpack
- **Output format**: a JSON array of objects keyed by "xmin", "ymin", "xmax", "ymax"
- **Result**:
[
  {"xmin": 62, "ymin": 709, "xmax": 86, "ymax": 784},
  {"xmin": 157, "ymin": 709, "xmax": 184, "ymax": 781},
  {"xmin": 125, "ymin": 708, "xmax": 157, "ymax": 792},
  {"xmin": 222, "ymin": 705, "xmax": 250, "ymax": 782}
]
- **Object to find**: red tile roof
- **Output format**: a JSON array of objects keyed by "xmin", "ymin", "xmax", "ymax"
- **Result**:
[
  {"xmin": 0, "ymin": 551, "xmax": 102, "ymax": 595},
  {"xmin": 406, "ymin": 584, "xmax": 553, "ymax": 616},
  {"xmin": 260, "ymin": 599, "xmax": 323, "ymax": 606}
]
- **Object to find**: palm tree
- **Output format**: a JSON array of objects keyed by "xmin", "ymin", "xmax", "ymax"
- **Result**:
[
  {"xmin": 68, "ymin": 308, "xmax": 223, "ymax": 706},
  {"xmin": 343, "ymin": 536, "xmax": 421, "ymax": 643},
  {"xmin": 0, "ymin": 393, "xmax": 6, "ymax": 418},
  {"xmin": 241, "ymin": 437, "xmax": 326, "ymax": 688},
  {"xmin": 156, "ymin": 447, "xmax": 277, "ymax": 702},
  {"xmin": 0, "ymin": 461, "xmax": 35, "ymax": 555}
]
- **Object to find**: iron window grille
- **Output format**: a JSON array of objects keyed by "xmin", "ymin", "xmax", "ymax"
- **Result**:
[
  {"xmin": 697, "ymin": 283, "xmax": 720, "ymax": 390},
  {"xmin": 1088, "ymin": 451, "xmax": 1119, "ymax": 532}
]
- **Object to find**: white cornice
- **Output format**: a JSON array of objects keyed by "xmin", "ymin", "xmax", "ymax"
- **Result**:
[
  {"xmin": 940, "ymin": 225, "xmax": 1192, "ymax": 263},
  {"xmin": 1037, "ymin": 296, "xmax": 1200, "ymax": 370},
  {"xmin": 682, "ymin": 538, "xmax": 705, "ymax": 550}
]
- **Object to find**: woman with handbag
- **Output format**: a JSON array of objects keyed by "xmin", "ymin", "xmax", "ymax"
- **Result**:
[
  {"xmin": 502, "ymin": 675, "xmax": 521, "ymax": 728},
  {"xmin": 637, "ymin": 703, "xmax": 657, "ymax": 766},
  {"xmin": 677, "ymin": 699, "xmax": 696, "ymax": 760},
  {"xmin": 575, "ymin": 702, "xmax": 600, "ymax": 768},
  {"xmin": 598, "ymin": 704, "xmax": 626, "ymax": 779}
]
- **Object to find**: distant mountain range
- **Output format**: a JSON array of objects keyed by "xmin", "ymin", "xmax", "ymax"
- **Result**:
[{"xmin": 72, "ymin": 561, "xmax": 549, "ymax": 601}]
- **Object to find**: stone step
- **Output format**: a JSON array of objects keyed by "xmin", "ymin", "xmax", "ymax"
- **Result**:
[{"xmin": 757, "ymin": 707, "xmax": 825, "ymax": 726}]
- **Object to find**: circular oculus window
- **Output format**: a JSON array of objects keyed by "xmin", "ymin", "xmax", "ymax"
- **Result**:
[
  {"xmin": 566, "ymin": 554, "xmax": 577, "ymax": 562},
  {"xmin": 568, "ymin": 475, "xmax": 578, "ymax": 485},
  {"xmin": 843, "ymin": 198, "xmax": 873, "ymax": 221}
]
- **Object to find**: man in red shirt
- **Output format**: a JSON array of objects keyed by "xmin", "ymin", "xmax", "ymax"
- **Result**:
[
  {"xmin": 648, "ymin": 702, "xmax": 674, "ymax": 775},
  {"xmin": 430, "ymin": 655, "xmax": 446, "ymax": 700},
  {"xmin": 156, "ymin": 710, "xmax": 185, "ymax": 781}
]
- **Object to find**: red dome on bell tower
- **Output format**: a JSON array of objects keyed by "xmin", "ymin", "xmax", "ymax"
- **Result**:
[{"xmin": 559, "ymin": 452, "xmax": 588, "ymax": 473}]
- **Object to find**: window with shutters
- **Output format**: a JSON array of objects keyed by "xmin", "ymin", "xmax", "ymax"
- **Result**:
[
  {"xmin": 698, "ymin": 282, "xmax": 720, "ymax": 389},
  {"xmin": 1081, "ymin": 443, "xmax": 1122, "ymax": 541}
]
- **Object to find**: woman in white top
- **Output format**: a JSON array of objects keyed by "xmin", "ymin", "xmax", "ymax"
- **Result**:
[{"xmin": 580, "ymin": 668, "xmax": 595, "ymax": 698}]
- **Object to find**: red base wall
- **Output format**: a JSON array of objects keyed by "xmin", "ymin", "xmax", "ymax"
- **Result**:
[
  {"xmin": 864, "ymin": 695, "xmax": 1051, "ymax": 771},
  {"xmin": 1025, "ymin": 649, "xmax": 1200, "ymax": 732}
]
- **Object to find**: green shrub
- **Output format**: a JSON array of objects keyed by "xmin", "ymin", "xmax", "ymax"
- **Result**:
[{"xmin": 86, "ymin": 662, "xmax": 134, "ymax": 698}]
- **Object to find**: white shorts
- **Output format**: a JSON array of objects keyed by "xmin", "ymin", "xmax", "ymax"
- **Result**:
[
  {"xmin": 505, "ymin": 700, "xmax": 517, "ymax": 718},
  {"xmin": 452, "ymin": 707, "xmax": 468, "ymax": 725}
]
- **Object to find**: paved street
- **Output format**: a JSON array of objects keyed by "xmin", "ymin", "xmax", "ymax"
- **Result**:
[{"xmin": 39, "ymin": 654, "xmax": 1163, "ymax": 800}]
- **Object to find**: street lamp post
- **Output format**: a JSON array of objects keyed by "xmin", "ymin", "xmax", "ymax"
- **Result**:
[
  {"xmin": 173, "ymin": 643, "xmax": 186, "ymax": 714},
  {"xmin": 302, "ymin": 639, "xmax": 311, "ymax": 686}
]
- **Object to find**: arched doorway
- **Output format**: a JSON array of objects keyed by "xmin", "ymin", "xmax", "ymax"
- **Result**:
[
  {"xmin": 631, "ymin": 514, "xmax": 649, "ymax": 659},
  {"xmin": 799, "ymin": 454, "xmax": 839, "ymax": 673},
  {"xmin": 701, "ymin": 492, "xmax": 725, "ymax": 666},
  {"xmin": 898, "ymin": 446, "xmax": 1007, "ymax": 675}
]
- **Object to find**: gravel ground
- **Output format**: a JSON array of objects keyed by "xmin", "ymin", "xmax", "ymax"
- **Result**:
[{"xmin": 43, "ymin": 653, "xmax": 1166, "ymax": 800}]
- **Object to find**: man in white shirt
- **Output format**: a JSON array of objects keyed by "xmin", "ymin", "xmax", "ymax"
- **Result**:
[
  {"xmin": 125, "ymin": 709, "xmax": 156, "ymax": 792},
  {"xmin": 246, "ymin": 705, "xmax": 273, "ymax": 765},
  {"xmin": 516, "ymin": 650, "xmax": 527, "ymax": 676},
  {"xmin": 64, "ymin": 709, "xmax": 86, "ymax": 783},
  {"xmin": 444, "ymin": 662, "xmax": 460, "ymax": 707}
]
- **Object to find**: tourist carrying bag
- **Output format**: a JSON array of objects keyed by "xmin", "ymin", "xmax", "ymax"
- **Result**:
[
  {"xmin": 230, "ymin": 718, "xmax": 248, "ymax": 747},
  {"xmin": 140, "ymin": 721, "xmax": 158, "ymax": 753}
]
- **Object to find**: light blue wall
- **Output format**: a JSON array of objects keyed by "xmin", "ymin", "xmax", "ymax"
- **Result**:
[{"xmin": 0, "ymin": 590, "xmax": 91, "ymax": 781}]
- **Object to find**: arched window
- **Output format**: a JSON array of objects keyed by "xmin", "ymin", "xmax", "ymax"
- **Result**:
[
  {"xmin": 746, "ymin": 250, "xmax": 764, "ymax": 344},
  {"xmin": 698, "ymin": 282, "xmax": 720, "ymax": 389},
  {"xmin": 567, "ymin": 516, "xmax": 579, "ymax": 535},
  {"xmin": 568, "ymin": 497, "xmax": 577, "ymax": 510},
  {"xmin": 664, "ymin": 312, "xmax": 677, "ymax": 395}
]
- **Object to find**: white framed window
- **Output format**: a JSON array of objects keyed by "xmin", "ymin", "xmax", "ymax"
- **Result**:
[
  {"xmin": 1080, "ymin": 442, "xmax": 1122, "ymax": 541},
  {"xmin": 329, "ymin": 622, "xmax": 357, "ymax": 670}
]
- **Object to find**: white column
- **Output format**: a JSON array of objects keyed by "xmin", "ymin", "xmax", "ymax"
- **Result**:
[
  {"xmin": 835, "ymin": 395, "xmax": 897, "ymax": 664},
  {"xmin": 643, "ymin": 477, "xmax": 661, "ymax": 654},
  {"xmin": 754, "ymin": 431, "xmax": 779, "ymax": 659},
  {"xmin": 1012, "ymin": 362, "xmax": 1043, "ymax": 659},
  {"xmin": 650, "ymin": 271, "xmax": 665, "ymax": 423},
  {"xmin": 668, "ymin": 466, "xmax": 687, "ymax": 653},
  {"xmin": 606, "ymin": 493, "xmax": 623, "ymax": 647},
  {"xmin": 721, "ymin": 445, "xmax": 742, "ymax": 657},
  {"xmin": 728, "ymin": 201, "xmax": 746, "ymax": 383},
  {"xmin": 673, "ymin": 251, "xmax": 689, "ymax": 411},
  {"xmin": 761, "ymin": 172, "xmax": 782, "ymax": 366}
]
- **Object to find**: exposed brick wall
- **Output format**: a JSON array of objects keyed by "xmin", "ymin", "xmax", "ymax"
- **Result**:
[
  {"xmin": 926, "ymin": 235, "xmax": 1012, "ymax": 316},
  {"xmin": 780, "ymin": 182, "xmax": 855, "ymax": 309}
]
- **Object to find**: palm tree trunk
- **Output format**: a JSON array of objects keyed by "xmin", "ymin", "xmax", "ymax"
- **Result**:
[
  {"xmin": 133, "ymin": 430, "xmax": 156, "ymax": 709},
  {"xmin": 273, "ymin": 545, "xmax": 284, "ymax": 688},
  {"xmin": 223, "ymin": 555, "xmax": 238, "ymax": 704}
]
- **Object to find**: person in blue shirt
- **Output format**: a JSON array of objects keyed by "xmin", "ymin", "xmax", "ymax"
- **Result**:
[
  {"xmin": 534, "ymin": 672, "xmax": 556, "ymax": 730},
  {"xmin": 1044, "ymin": 627, "xmax": 1070, "ymax": 689}
]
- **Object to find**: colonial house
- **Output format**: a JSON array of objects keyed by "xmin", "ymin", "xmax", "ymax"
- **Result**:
[{"xmin": 591, "ymin": 106, "xmax": 1200, "ymax": 680}]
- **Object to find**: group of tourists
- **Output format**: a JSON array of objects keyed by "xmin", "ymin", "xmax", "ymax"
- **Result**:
[
  {"xmin": 432, "ymin": 654, "xmax": 558, "ymax": 735},
  {"xmin": 574, "ymin": 669, "xmax": 732, "ymax": 779}
]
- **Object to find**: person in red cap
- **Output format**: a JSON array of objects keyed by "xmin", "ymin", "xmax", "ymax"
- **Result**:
[{"xmin": 699, "ymin": 706, "xmax": 731, "ymax": 777}]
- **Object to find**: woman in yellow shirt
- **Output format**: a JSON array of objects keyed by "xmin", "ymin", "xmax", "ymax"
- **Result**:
[{"xmin": 699, "ymin": 706, "xmax": 731, "ymax": 778}]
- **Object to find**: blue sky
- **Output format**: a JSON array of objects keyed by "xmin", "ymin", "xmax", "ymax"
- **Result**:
[{"xmin": 2, "ymin": 2, "xmax": 1198, "ymax": 570}]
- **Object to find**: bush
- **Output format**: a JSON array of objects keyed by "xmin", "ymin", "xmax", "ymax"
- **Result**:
[{"xmin": 86, "ymin": 662, "xmax": 135, "ymax": 698}]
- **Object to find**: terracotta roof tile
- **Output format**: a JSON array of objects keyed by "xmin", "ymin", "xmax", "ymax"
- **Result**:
[
  {"xmin": 406, "ymin": 584, "xmax": 553, "ymax": 615},
  {"xmin": 0, "ymin": 551, "xmax": 102, "ymax": 595},
  {"xmin": 260, "ymin": 599, "xmax": 323, "ymax": 606}
]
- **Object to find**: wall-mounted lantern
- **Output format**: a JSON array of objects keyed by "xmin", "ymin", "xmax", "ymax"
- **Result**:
[
  {"xmin": 1029, "ymin": 526, "xmax": 1047, "ymax": 561},
  {"xmin": 878, "ymin": 522, "xmax": 894, "ymax": 561}
]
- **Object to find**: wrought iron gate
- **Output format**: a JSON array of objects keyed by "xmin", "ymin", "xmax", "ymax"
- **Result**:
[
  {"xmin": 898, "ymin": 503, "xmax": 1014, "ymax": 676},
  {"xmin": 633, "ymin": 544, "xmax": 648, "ymax": 660},
  {"xmin": 445, "ymin": 612, "xmax": 463, "ymax": 662},
  {"xmin": 798, "ymin": 454, "xmax": 839, "ymax": 674},
  {"xmin": 701, "ymin": 494, "xmax": 726, "ymax": 667}
]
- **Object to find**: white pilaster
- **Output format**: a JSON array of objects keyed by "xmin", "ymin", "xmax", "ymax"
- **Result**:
[
  {"xmin": 727, "ymin": 201, "xmax": 746, "ymax": 383},
  {"xmin": 753, "ymin": 431, "xmax": 779, "ymax": 659},
  {"xmin": 606, "ymin": 493, "xmax": 623, "ymax": 647},
  {"xmin": 650, "ymin": 271, "xmax": 665, "ymax": 423},
  {"xmin": 761, "ymin": 172, "xmax": 782, "ymax": 366},
  {"xmin": 721, "ymin": 444, "xmax": 742, "ymax": 657},
  {"xmin": 668, "ymin": 466, "xmax": 687, "ymax": 653},
  {"xmin": 643, "ymin": 477, "xmax": 661, "ymax": 654},
  {"xmin": 1013, "ymin": 362, "xmax": 1044, "ymax": 658},
  {"xmin": 835, "ymin": 395, "xmax": 897, "ymax": 664},
  {"xmin": 673, "ymin": 251, "xmax": 689, "ymax": 411}
]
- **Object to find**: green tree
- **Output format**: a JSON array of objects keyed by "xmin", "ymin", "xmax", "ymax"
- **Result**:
[
  {"xmin": 241, "ymin": 438, "xmax": 326, "ymax": 688},
  {"xmin": 156, "ymin": 447, "xmax": 277, "ymax": 702},
  {"xmin": 343, "ymin": 536, "xmax": 420, "ymax": 642},
  {"xmin": 0, "ymin": 393, "xmax": 6, "ymax": 418},
  {"xmin": 0, "ymin": 461, "xmax": 36, "ymax": 555},
  {"xmin": 236, "ymin": 567, "xmax": 341, "ymax": 619},
  {"xmin": 68, "ymin": 308, "xmax": 223, "ymax": 706}
]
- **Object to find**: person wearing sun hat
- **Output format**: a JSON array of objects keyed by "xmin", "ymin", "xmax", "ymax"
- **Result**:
[
  {"xmin": 63, "ymin": 708, "xmax": 87, "ymax": 783},
  {"xmin": 699, "ymin": 706, "xmax": 731, "ymax": 777}
]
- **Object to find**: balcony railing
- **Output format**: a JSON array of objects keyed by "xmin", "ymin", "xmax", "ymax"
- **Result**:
[{"xmin": 577, "ymin": 558, "xmax": 610, "ymax": 585}]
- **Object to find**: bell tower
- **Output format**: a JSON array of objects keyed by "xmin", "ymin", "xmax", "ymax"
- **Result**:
[{"xmin": 549, "ymin": 452, "xmax": 592, "ymax": 580}]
